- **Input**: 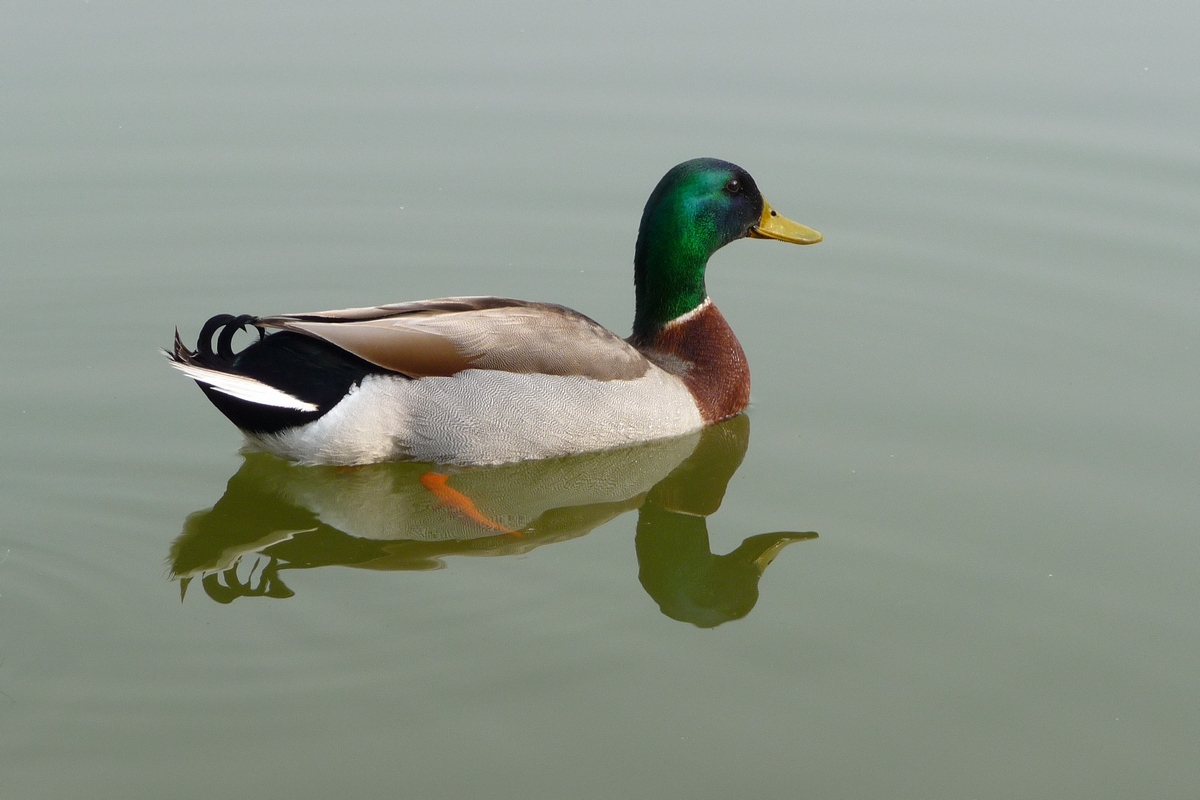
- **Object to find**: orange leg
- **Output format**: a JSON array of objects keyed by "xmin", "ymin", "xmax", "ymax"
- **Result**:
[{"xmin": 419, "ymin": 472, "xmax": 522, "ymax": 537}]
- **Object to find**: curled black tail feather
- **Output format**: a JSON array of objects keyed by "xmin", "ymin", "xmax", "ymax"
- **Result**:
[
  {"xmin": 171, "ymin": 314, "xmax": 266, "ymax": 370},
  {"xmin": 168, "ymin": 313, "xmax": 395, "ymax": 435},
  {"xmin": 196, "ymin": 314, "xmax": 266, "ymax": 362}
]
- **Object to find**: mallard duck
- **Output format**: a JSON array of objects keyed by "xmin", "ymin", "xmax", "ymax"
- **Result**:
[{"xmin": 168, "ymin": 157, "xmax": 822, "ymax": 465}]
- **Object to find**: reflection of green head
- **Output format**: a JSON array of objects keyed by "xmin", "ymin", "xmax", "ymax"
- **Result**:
[
  {"xmin": 636, "ymin": 509, "xmax": 815, "ymax": 628},
  {"xmin": 636, "ymin": 415, "xmax": 817, "ymax": 628}
]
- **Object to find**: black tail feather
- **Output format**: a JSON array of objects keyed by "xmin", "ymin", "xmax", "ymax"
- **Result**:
[
  {"xmin": 169, "ymin": 313, "xmax": 397, "ymax": 435},
  {"xmin": 190, "ymin": 314, "xmax": 266, "ymax": 364}
]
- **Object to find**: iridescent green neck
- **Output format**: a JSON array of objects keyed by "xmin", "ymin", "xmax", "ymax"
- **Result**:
[
  {"xmin": 632, "ymin": 222, "xmax": 710, "ymax": 337},
  {"xmin": 632, "ymin": 170, "xmax": 722, "ymax": 337}
]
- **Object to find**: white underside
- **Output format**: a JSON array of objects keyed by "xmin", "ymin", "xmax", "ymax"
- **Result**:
[{"xmin": 243, "ymin": 366, "xmax": 704, "ymax": 466}]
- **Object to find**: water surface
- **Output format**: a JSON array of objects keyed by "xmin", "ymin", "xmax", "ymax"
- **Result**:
[{"xmin": 2, "ymin": 2, "xmax": 1198, "ymax": 797}]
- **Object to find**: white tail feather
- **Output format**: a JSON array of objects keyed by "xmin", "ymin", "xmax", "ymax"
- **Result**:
[{"xmin": 168, "ymin": 360, "xmax": 319, "ymax": 412}]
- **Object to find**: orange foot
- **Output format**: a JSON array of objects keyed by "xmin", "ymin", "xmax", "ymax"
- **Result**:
[{"xmin": 419, "ymin": 472, "xmax": 522, "ymax": 537}]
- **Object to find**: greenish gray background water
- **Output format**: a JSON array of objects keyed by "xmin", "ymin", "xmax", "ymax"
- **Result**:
[{"xmin": 2, "ymin": 1, "xmax": 1198, "ymax": 797}]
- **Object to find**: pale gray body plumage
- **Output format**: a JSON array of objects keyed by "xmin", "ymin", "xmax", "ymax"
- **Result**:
[
  {"xmin": 203, "ymin": 297, "xmax": 706, "ymax": 465},
  {"xmin": 248, "ymin": 364, "xmax": 702, "ymax": 465}
]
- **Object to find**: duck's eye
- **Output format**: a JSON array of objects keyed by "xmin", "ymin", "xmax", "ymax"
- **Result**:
[{"xmin": 724, "ymin": 178, "xmax": 741, "ymax": 194}]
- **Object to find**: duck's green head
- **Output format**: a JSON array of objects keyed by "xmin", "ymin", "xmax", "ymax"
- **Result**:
[{"xmin": 632, "ymin": 158, "xmax": 821, "ymax": 336}]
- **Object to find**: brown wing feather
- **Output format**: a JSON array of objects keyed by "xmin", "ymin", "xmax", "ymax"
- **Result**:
[{"xmin": 255, "ymin": 297, "xmax": 651, "ymax": 381}]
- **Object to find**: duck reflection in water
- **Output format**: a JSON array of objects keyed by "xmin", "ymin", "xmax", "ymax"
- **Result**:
[{"xmin": 170, "ymin": 415, "xmax": 816, "ymax": 627}]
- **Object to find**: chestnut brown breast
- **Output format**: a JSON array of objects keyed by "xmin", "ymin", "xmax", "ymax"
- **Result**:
[{"xmin": 631, "ymin": 302, "xmax": 750, "ymax": 423}]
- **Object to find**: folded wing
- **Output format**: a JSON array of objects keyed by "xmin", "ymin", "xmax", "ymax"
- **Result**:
[{"xmin": 255, "ymin": 297, "xmax": 651, "ymax": 381}]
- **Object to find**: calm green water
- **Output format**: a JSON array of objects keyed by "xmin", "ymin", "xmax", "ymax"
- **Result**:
[{"xmin": 3, "ymin": 2, "xmax": 1199, "ymax": 797}]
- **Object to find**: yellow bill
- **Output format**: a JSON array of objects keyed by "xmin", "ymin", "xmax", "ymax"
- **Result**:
[{"xmin": 749, "ymin": 201, "xmax": 822, "ymax": 244}]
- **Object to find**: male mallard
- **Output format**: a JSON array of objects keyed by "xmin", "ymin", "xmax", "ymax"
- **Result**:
[{"xmin": 168, "ymin": 157, "xmax": 822, "ymax": 465}]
